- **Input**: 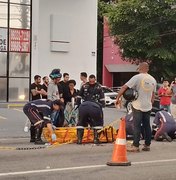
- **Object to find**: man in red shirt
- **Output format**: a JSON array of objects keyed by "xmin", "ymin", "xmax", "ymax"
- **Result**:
[{"xmin": 158, "ymin": 80, "xmax": 172, "ymax": 112}]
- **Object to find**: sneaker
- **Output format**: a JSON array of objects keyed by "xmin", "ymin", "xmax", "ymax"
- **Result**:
[
  {"xmin": 34, "ymin": 139, "xmax": 45, "ymax": 145},
  {"xmin": 142, "ymin": 144, "xmax": 150, "ymax": 151},
  {"xmin": 127, "ymin": 145, "xmax": 140, "ymax": 152},
  {"xmin": 30, "ymin": 139, "xmax": 35, "ymax": 143},
  {"xmin": 163, "ymin": 133, "xmax": 172, "ymax": 142}
]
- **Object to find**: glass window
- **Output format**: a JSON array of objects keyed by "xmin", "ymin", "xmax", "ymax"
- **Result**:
[
  {"xmin": 10, "ymin": 4, "xmax": 30, "ymax": 29},
  {"xmin": 0, "ymin": 2, "xmax": 8, "ymax": 27},
  {"xmin": 0, "ymin": 1, "xmax": 7, "ymax": 2},
  {"xmin": 0, "ymin": 78, "xmax": 7, "ymax": 102},
  {"xmin": 0, "ymin": 52, "xmax": 7, "ymax": 76},
  {"xmin": 9, "ymin": 52, "xmax": 30, "ymax": 77},
  {"xmin": 10, "ymin": 0, "xmax": 30, "ymax": 5},
  {"xmin": 9, "ymin": 28, "xmax": 30, "ymax": 52},
  {"xmin": 9, "ymin": 78, "xmax": 29, "ymax": 101},
  {"xmin": 0, "ymin": 28, "xmax": 8, "ymax": 52}
]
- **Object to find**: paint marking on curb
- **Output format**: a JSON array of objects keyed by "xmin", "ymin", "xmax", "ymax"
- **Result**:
[
  {"xmin": 8, "ymin": 104, "xmax": 24, "ymax": 109},
  {"xmin": 0, "ymin": 159, "xmax": 176, "ymax": 177}
]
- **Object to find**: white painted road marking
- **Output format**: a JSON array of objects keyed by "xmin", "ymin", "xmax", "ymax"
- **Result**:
[
  {"xmin": 0, "ymin": 115, "xmax": 7, "ymax": 120},
  {"xmin": 0, "ymin": 159, "xmax": 176, "ymax": 177},
  {"xmin": 13, "ymin": 108, "xmax": 23, "ymax": 112}
]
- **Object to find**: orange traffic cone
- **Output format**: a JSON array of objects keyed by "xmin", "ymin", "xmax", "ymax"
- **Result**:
[{"xmin": 107, "ymin": 117, "xmax": 131, "ymax": 166}]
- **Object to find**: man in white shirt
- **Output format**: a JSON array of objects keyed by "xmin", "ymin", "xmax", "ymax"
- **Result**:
[{"xmin": 116, "ymin": 62, "xmax": 156, "ymax": 152}]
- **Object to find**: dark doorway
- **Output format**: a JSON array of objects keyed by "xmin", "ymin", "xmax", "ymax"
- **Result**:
[{"xmin": 113, "ymin": 72, "xmax": 138, "ymax": 87}]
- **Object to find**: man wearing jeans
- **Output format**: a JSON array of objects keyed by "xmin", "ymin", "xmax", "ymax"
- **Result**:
[{"xmin": 116, "ymin": 62, "xmax": 156, "ymax": 152}]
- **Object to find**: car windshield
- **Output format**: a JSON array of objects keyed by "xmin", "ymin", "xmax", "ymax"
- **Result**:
[{"xmin": 102, "ymin": 87, "xmax": 114, "ymax": 93}]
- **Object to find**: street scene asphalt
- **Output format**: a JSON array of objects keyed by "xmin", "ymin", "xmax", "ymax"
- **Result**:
[{"xmin": 0, "ymin": 107, "xmax": 176, "ymax": 180}]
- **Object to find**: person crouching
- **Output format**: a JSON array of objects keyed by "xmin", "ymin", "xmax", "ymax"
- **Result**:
[
  {"xmin": 23, "ymin": 99, "xmax": 64, "ymax": 144},
  {"xmin": 152, "ymin": 109, "xmax": 176, "ymax": 142}
]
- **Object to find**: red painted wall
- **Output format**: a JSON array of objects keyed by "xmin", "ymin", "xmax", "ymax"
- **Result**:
[{"xmin": 102, "ymin": 17, "xmax": 131, "ymax": 87}]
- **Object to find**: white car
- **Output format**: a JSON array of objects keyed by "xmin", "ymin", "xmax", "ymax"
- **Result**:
[{"xmin": 101, "ymin": 86, "xmax": 118, "ymax": 106}]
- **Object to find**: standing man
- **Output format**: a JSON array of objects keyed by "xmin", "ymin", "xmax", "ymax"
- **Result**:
[
  {"xmin": 59, "ymin": 73, "xmax": 69, "ymax": 88},
  {"xmin": 80, "ymin": 72, "xmax": 88, "ymax": 88},
  {"xmin": 29, "ymin": 75, "xmax": 45, "ymax": 142},
  {"xmin": 41, "ymin": 76, "xmax": 49, "ymax": 99},
  {"xmin": 116, "ymin": 62, "xmax": 156, "ymax": 152},
  {"xmin": 48, "ymin": 69, "xmax": 64, "ymax": 127},
  {"xmin": 59, "ymin": 73, "xmax": 69, "ymax": 104},
  {"xmin": 76, "ymin": 74, "xmax": 105, "ymax": 144},
  {"xmin": 23, "ymin": 99, "xmax": 64, "ymax": 144},
  {"xmin": 30, "ymin": 75, "xmax": 44, "ymax": 100},
  {"xmin": 170, "ymin": 78, "xmax": 176, "ymax": 118},
  {"xmin": 158, "ymin": 79, "xmax": 172, "ymax": 112}
]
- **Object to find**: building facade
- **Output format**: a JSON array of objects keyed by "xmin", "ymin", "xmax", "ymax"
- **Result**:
[
  {"xmin": 102, "ymin": 17, "xmax": 137, "ymax": 88},
  {"xmin": 0, "ymin": 0, "xmax": 31, "ymax": 102},
  {"xmin": 0, "ymin": 0, "xmax": 98, "ymax": 102}
]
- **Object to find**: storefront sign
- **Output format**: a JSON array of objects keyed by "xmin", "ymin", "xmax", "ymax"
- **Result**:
[
  {"xmin": 0, "ymin": 28, "xmax": 7, "ymax": 51},
  {"xmin": 10, "ymin": 29, "xmax": 30, "ymax": 52}
]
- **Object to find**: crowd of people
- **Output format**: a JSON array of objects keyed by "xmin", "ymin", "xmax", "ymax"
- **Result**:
[
  {"xmin": 23, "ymin": 63, "xmax": 176, "ymax": 149},
  {"xmin": 23, "ymin": 69, "xmax": 105, "ymax": 145}
]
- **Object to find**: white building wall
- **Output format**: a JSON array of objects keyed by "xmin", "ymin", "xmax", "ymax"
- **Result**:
[{"xmin": 32, "ymin": 0, "xmax": 97, "ymax": 88}]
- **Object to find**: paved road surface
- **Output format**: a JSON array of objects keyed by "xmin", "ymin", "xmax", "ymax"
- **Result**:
[{"xmin": 0, "ymin": 107, "xmax": 176, "ymax": 180}]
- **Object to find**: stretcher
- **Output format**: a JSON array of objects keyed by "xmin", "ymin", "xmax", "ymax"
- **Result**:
[{"xmin": 42, "ymin": 126, "xmax": 117, "ymax": 144}]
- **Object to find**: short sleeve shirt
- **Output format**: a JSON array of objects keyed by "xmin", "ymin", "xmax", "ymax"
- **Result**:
[
  {"xmin": 47, "ymin": 81, "xmax": 60, "ymax": 101},
  {"xmin": 41, "ymin": 84, "xmax": 47, "ymax": 99},
  {"xmin": 126, "ymin": 73, "xmax": 156, "ymax": 112},
  {"xmin": 30, "ymin": 83, "xmax": 42, "ymax": 101}
]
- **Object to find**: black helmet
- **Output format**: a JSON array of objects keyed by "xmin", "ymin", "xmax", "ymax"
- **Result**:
[
  {"xmin": 123, "ymin": 88, "xmax": 138, "ymax": 101},
  {"xmin": 49, "ymin": 69, "xmax": 62, "ymax": 79},
  {"xmin": 53, "ymin": 99, "xmax": 64, "ymax": 109}
]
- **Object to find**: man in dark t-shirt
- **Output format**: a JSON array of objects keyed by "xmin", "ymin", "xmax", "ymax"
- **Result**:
[
  {"xmin": 59, "ymin": 73, "xmax": 69, "ymax": 104},
  {"xmin": 41, "ymin": 76, "xmax": 49, "ymax": 99},
  {"xmin": 30, "ymin": 75, "xmax": 44, "ymax": 101},
  {"xmin": 29, "ymin": 75, "xmax": 46, "ymax": 142}
]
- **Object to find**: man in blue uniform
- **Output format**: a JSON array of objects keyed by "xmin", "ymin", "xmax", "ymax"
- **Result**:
[
  {"xmin": 23, "ymin": 99, "xmax": 64, "ymax": 144},
  {"xmin": 76, "ymin": 74, "xmax": 105, "ymax": 144},
  {"xmin": 125, "ymin": 111, "xmax": 134, "ymax": 139},
  {"xmin": 125, "ymin": 111, "xmax": 145, "ymax": 140},
  {"xmin": 153, "ymin": 109, "xmax": 176, "ymax": 142}
]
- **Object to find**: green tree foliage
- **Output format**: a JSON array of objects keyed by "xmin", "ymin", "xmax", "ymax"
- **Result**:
[
  {"xmin": 97, "ymin": 0, "xmax": 116, "ymax": 83},
  {"xmin": 105, "ymin": 0, "xmax": 176, "ymax": 81}
]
